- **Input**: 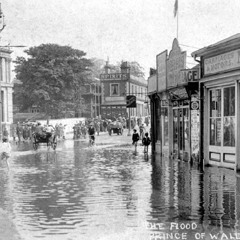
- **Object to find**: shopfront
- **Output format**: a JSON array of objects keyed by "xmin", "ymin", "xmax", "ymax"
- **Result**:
[
  {"xmin": 150, "ymin": 38, "xmax": 200, "ymax": 161},
  {"xmin": 192, "ymin": 34, "xmax": 240, "ymax": 170}
]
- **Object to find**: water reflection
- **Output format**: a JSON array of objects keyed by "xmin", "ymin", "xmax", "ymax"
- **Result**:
[
  {"xmin": 0, "ymin": 143, "xmax": 240, "ymax": 239},
  {"xmin": 148, "ymin": 155, "xmax": 240, "ymax": 238}
]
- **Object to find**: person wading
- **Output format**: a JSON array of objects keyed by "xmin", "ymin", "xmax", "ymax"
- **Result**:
[{"xmin": 132, "ymin": 129, "xmax": 140, "ymax": 152}]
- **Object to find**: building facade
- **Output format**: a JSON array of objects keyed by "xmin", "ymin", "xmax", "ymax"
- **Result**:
[
  {"xmin": 192, "ymin": 34, "xmax": 240, "ymax": 170},
  {"xmin": 148, "ymin": 39, "xmax": 200, "ymax": 161},
  {"xmin": 0, "ymin": 48, "xmax": 13, "ymax": 135},
  {"xmin": 100, "ymin": 61, "xmax": 148, "ymax": 120},
  {"xmin": 82, "ymin": 79, "xmax": 101, "ymax": 119}
]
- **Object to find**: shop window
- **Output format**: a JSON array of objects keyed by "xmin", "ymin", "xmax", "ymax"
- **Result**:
[
  {"xmin": 209, "ymin": 89, "xmax": 221, "ymax": 146},
  {"xmin": 223, "ymin": 87, "xmax": 235, "ymax": 147},
  {"xmin": 209, "ymin": 87, "xmax": 235, "ymax": 147}
]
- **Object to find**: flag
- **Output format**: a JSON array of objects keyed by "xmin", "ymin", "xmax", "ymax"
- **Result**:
[{"xmin": 174, "ymin": 0, "xmax": 178, "ymax": 18}]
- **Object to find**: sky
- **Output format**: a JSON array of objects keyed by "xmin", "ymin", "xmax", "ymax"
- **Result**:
[{"xmin": 1, "ymin": 0, "xmax": 240, "ymax": 78}]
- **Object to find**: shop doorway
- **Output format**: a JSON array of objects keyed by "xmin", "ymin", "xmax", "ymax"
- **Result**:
[{"xmin": 173, "ymin": 107, "xmax": 190, "ymax": 161}]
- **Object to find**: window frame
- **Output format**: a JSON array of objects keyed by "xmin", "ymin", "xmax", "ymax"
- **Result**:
[
  {"xmin": 209, "ymin": 86, "xmax": 235, "ymax": 147},
  {"xmin": 110, "ymin": 83, "xmax": 120, "ymax": 96}
]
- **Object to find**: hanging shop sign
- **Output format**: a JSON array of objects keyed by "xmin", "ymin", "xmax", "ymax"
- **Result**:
[
  {"xmin": 167, "ymin": 39, "xmax": 186, "ymax": 88},
  {"xmin": 168, "ymin": 87, "xmax": 189, "ymax": 100},
  {"xmin": 126, "ymin": 95, "xmax": 136, "ymax": 108},
  {"xmin": 204, "ymin": 49, "xmax": 240, "ymax": 75}
]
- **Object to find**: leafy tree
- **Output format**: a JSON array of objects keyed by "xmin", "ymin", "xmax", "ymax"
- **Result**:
[
  {"xmin": 89, "ymin": 58, "xmax": 106, "ymax": 78},
  {"xmin": 127, "ymin": 61, "xmax": 145, "ymax": 77},
  {"xmin": 14, "ymin": 44, "xmax": 92, "ymax": 118}
]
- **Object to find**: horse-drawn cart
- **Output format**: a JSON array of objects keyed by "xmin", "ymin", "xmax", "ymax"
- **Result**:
[
  {"xmin": 107, "ymin": 121, "xmax": 123, "ymax": 135},
  {"xmin": 32, "ymin": 132, "xmax": 57, "ymax": 150}
]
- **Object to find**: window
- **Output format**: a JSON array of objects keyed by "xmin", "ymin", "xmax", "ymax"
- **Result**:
[
  {"xmin": 110, "ymin": 83, "xmax": 119, "ymax": 96},
  {"xmin": 209, "ymin": 87, "xmax": 235, "ymax": 147},
  {"xmin": 223, "ymin": 87, "xmax": 235, "ymax": 146},
  {"xmin": 209, "ymin": 89, "xmax": 221, "ymax": 146}
]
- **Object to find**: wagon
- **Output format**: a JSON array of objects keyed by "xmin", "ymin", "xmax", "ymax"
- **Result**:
[
  {"xmin": 32, "ymin": 132, "xmax": 57, "ymax": 150},
  {"xmin": 107, "ymin": 121, "xmax": 123, "ymax": 135}
]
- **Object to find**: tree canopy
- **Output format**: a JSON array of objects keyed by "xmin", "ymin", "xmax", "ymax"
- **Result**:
[
  {"xmin": 14, "ymin": 44, "xmax": 92, "ymax": 118},
  {"xmin": 108, "ymin": 61, "xmax": 145, "ymax": 77}
]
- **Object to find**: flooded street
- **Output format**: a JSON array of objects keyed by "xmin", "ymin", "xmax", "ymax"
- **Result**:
[{"xmin": 0, "ymin": 134, "xmax": 240, "ymax": 240}]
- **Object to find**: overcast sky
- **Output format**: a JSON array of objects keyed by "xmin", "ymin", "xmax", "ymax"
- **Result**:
[{"xmin": 1, "ymin": 0, "xmax": 240, "ymax": 77}]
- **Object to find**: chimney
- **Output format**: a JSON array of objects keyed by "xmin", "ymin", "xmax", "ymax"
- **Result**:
[
  {"xmin": 104, "ymin": 58, "xmax": 110, "ymax": 74},
  {"xmin": 149, "ymin": 68, "xmax": 156, "ymax": 76},
  {"xmin": 120, "ymin": 61, "xmax": 130, "ymax": 74}
]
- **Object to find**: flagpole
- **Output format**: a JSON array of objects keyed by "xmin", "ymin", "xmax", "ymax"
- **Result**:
[{"xmin": 174, "ymin": 0, "xmax": 179, "ymax": 40}]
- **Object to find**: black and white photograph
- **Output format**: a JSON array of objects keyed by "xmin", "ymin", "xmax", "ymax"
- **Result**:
[{"xmin": 0, "ymin": 0, "xmax": 240, "ymax": 239}]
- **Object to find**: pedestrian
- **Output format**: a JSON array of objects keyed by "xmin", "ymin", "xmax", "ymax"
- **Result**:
[
  {"xmin": 142, "ymin": 132, "xmax": 151, "ymax": 154},
  {"xmin": 35, "ymin": 122, "xmax": 43, "ymax": 139},
  {"xmin": 11, "ymin": 124, "xmax": 17, "ymax": 142},
  {"xmin": 132, "ymin": 129, "xmax": 140, "ymax": 152},
  {"xmin": 96, "ymin": 121, "xmax": 100, "ymax": 136},
  {"xmin": 139, "ymin": 124, "xmax": 145, "ymax": 140},
  {"xmin": 16, "ymin": 122, "xmax": 23, "ymax": 143},
  {"xmin": 103, "ymin": 120, "xmax": 107, "ymax": 132},
  {"xmin": 3, "ymin": 125, "xmax": 9, "ymax": 140},
  {"xmin": 88, "ymin": 123, "xmax": 96, "ymax": 146},
  {"xmin": 0, "ymin": 137, "xmax": 11, "ymax": 169}
]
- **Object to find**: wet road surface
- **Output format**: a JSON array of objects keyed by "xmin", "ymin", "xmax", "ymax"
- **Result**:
[{"xmin": 0, "ymin": 135, "xmax": 240, "ymax": 240}]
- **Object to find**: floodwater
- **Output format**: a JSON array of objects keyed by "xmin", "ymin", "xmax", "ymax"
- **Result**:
[{"xmin": 0, "ymin": 140, "xmax": 240, "ymax": 240}]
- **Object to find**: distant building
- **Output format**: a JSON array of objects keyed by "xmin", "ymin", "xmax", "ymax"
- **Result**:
[
  {"xmin": 100, "ymin": 61, "xmax": 148, "ymax": 120},
  {"xmin": 0, "ymin": 48, "xmax": 13, "ymax": 131},
  {"xmin": 81, "ymin": 78, "xmax": 101, "ymax": 118}
]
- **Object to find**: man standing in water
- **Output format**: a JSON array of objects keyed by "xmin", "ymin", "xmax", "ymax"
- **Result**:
[
  {"xmin": 132, "ymin": 129, "xmax": 140, "ymax": 152},
  {"xmin": 88, "ymin": 123, "xmax": 96, "ymax": 146}
]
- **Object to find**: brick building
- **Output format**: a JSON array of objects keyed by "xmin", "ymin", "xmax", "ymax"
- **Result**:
[{"xmin": 100, "ymin": 61, "xmax": 148, "ymax": 120}]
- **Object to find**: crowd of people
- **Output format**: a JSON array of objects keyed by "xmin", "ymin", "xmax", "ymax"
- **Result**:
[
  {"xmin": 6, "ymin": 121, "xmax": 67, "ymax": 143},
  {"xmin": 0, "ymin": 115, "xmax": 151, "ymax": 168},
  {"xmin": 1, "ymin": 115, "xmax": 150, "ymax": 143}
]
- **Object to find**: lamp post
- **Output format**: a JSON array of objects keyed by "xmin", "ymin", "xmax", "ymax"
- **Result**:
[{"xmin": 0, "ymin": 3, "xmax": 6, "ymax": 141}]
